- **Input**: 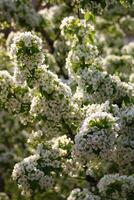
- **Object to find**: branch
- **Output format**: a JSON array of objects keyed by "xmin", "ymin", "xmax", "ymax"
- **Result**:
[
  {"xmin": 0, "ymin": 174, "xmax": 5, "ymax": 192},
  {"xmin": 31, "ymin": 0, "xmax": 43, "ymax": 11},
  {"xmin": 0, "ymin": 27, "xmax": 15, "ymax": 38},
  {"xmin": 36, "ymin": 28, "xmax": 54, "ymax": 53}
]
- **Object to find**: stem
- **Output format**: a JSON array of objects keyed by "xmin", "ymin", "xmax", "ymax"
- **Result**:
[{"xmin": 0, "ymin": 174, "xmax": 5, "ymax": 192}]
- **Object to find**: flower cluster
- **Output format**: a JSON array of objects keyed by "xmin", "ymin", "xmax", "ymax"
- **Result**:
[
  {"xmin": 98, "ymin": 174, "xmax": 134, "ymax": 199},
  {"xmin": 112, "ymin": 106, "xmax": 134, "ymax": 168},
  {"xmin": 51, "ymin": 135, "xmax": 73, "ymax": 157},
  {"xmin": 12, "ymin": 144, "xmax": 61, "ymax": 196},
  {"xmin": 28, "ymin": 65, "xmax": 82, "ymax": 136},
  {"xmin": 74, "ymin": 111, "xmax": 119, "ymax": 162},
  {"xmin": 60, "ymin": 15, "xmax": 101, "ymax": 79},
  {"xmin": 76, "ymin": 68, "xmax": 134, "ymax": 105},
  {"xmin": 67, "ymin": 188, "xmax": 101, "ymax": 200},
  {"xmin": 103, "ymin": 54, "xmax": 134, "ymax": 81},
  {"xmin": 10, "ymin": 32, "xmax": 44, "ymax": 86},
  {"xmin": 60, "ymin": 16, "xmax": 94, "ymax": 41},
  {"xmin": 0, "ymin": 66, "xmax": 30, "ymax": 117},
  {"xmin": 10, "ymin": 32, "xmax": 43, "ymax": 65},
  {"xmin": 27, "ymin": 130, "xmax": 43, "ymax": 146},
  {"xmin": 66, "ymin": 43, "xmax": 99, "ymax": 77},
  {"xmin": 60, "ymin": 16, "xmax": 79, "ymax": 39},
  {"xmin": 121, "ymin": 42, "xmax": 134, "ymax": 56}
]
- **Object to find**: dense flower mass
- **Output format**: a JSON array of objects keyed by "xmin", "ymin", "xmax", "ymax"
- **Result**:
[
  {"xmin": 10, "ymin": 32, "xmax": 44, "ymax": 86},
  {"xmin": 67, "ymin": 188, "xmax": 101, "ymax": 200},
  {"xmin": 98, "ymin": 174, "xmax": 134, "ymax": 199},
  {"xmin": 12, "ymin": 144, "xmax": 61, "ymax": 196},
  {"xmin": 0, "ymin": 1, "xmax": 134, "ymax": 199},
  {"xmin": 10, "ymin": 32, "xmax": 43, "ymax": 65},
  {"xmin": 72, "ymin": 68, "xmax": 134, "ymax": 106},
  {"xmin": 74, "ymin": 111, "xmax": 119, "ymax": 162}
]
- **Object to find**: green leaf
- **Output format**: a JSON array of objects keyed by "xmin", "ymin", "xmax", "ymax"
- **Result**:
[{"xmin": 84, "ymin": 12, "xmax": 95, "ymax": 22}]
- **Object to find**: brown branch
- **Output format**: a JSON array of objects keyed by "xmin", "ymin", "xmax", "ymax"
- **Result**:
[
  {"xmin": 0, "ymin": 174, "xmax": 5, "ymax": 192},
  {"xmin": 37, "ymin": 28, "xmax": 54, "ymax": 53},
  {"xmin": 0, "ymin": 27, "xmax": 15, "ymax": 39},
  {"xmin": 31, "ymin": 0, "xmax": 43, "ymax": 11}
]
